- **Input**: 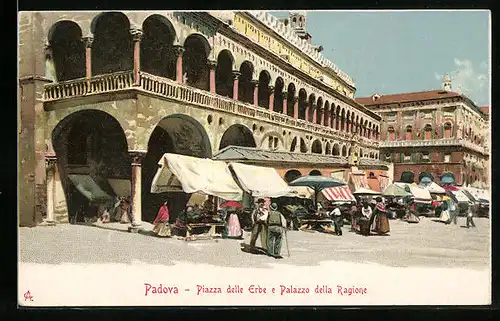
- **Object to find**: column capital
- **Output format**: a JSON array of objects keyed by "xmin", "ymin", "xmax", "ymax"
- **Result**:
[
  {"xmin": 310, "ymin": 103, "xmax": 316, "ymax": 109},
  {"xmin": 268, "ymin": 85, "xmax": 275, "ymax": 93},
  {"xmin": 250, "ymin": 79, "xmax": 259, "ymax": 87},
  {"xmin": 129, "ymin": 151, "xmax": 146, "ymax": 165},
  {"xmin": 44, "ymin": 44, "xmax": 52, "ymax": 59},
  {"xmin": 292, "ymin": 96, "xmax": 299, "ymax": 104},
  {"xmin": 232, "ymin": 71, "xmax": 242, "ymax": 80},
  {"xmin": 81, "ymin": 36, "xmax": 94, "ymax": 48},
  {"xmin": 281, "ymin": 91, "xmax": 288, "ymax": 99},
  {"xmin": 130, "ymin": 28, "xmax": 144, "ymax": 42},
  {"xmin": 45, "ymin": 153, "xmax": 57, "ymax": 170},
  {"xmin": 172, "ymin": 45, "xmax": 185, "ymax": 57},
  {"xmin": 207, "ymin": 59, "xmax": 217, "ymax": 70}
]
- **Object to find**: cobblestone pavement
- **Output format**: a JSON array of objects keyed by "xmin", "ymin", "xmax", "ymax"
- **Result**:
[{"xmin": 19, "ymin": 217, "xmax": 490, "ymax": 270}]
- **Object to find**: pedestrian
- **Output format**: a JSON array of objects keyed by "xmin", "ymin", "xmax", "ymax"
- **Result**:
[
  {"xmin": 373, "ymin": 197, "xmax": 390, "ymax": 235},
  {"xmin": 330, "ymin": 205, "xmax": 343, "ymax": 236},
  {"xmin": 250, "ymin": 198, "xmax": 269, "ymax": 250},
  {"xmin": 359, "ymin": 202, "xmax": 372, "ymax": 236},
  {"xmin": 405, "ymin": 199, "xmax": 420, "ymax": 223},
  {"xmin": 266, "ymin": 203, "xmax": 287, "ymax": 259},
  {"xmin": 438, "ymin": 201, "xmax": 451, "ymax": 224},
  {"xmin": 350, "ymin": 203, "xmax": 358, "ymax": 231},
  {"xmin": 152, "ymin": 200, "xmax": 171, "ymax": 237},
  {"xmin": 449, "ymin": 200, "xmax": 458, "ymax": 225},
  {"xmin": 97, "ymin": 202, "xmax": 111, "ymax": 223},
  {"xmin": 466, "ymin": 205, "xmax": 476, "ymax": 228}
]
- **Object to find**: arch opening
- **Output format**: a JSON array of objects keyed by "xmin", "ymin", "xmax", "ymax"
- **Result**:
[
  {"xmin": 238, "ymin": 61, "xmax": 254, "ymax": 103},
  {"xmin": 219, "ymin": 124, "xmax": 257, "ymax": 150},
  {"xmin": 311, "ymin": 139, "xmax": 322, "ymax": 154},
  {"xmin": 284, "ymin": 170, "xmax": 302, "ymax": 183},
  {"xmin": 141, "ymin": 15, "xmax": 176, "ymax": 80},
  {"xmin": 183, "ymin": 34, "xmax": 210, "ymax": 90},
  {"xmin": 258, "ymin": 71, "xmax": 271, "ymax": 108},
  {"xmin": 48, "ymin": 21, "xmax": 85, "ymax": 81},
  {"xmin": 215, "ymin": 50, "xmax": 234, "ymax": 98}
]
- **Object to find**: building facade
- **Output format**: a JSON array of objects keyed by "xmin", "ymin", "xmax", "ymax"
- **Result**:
[
  {"xmin": 356, "ymin": 86, "xmax": 490, "ymax": 187},
  {"xmin": 19, "ymin": 11, "xmax": 386, "ymax": 227}
]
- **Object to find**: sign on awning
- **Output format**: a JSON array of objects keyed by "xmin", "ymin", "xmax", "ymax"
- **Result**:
[
  {"xmin": 150, "ymin": 153, "xmax": 243, "ymax": 201},
  {"xmin": 68, "ymin": 174, "xmax": 113, "ymax": 202}
]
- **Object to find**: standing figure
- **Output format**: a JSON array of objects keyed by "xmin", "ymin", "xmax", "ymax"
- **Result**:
[
  {"xmin": 223, "ymin": 208, "xmax": 244, "ymax": 239},
  {"xmin": 350, "ymin": 203, "xmax": 358, "ymax": 231},
  {"xmin": 449, "ymin": 200, "xmax": 458, "ymax": 225},
  {"xmin": 438, "ymin": 201, "xmax": 451, "ymax": 224},
  {"xmin": 466, "ymin": 205, "xmax": 476, "ymax": 228},
  {"xmin": 152, "ymin": 200, "xmax": 171, "ymax": 237},
  {"xmin": 359, "ymin": 202, "xmax": 372, "ymax": 236},
  {"xmin": 406, "ymin": 200, "xmax": 420, "ymax": 223},
  {"xmin": 250, "ymin": 198, "xmax": 269, "ymax": 250},
  {"xmin": 119, "ymin": 198, "xmax": 131, "ymax": 224},
  {"xmin": 266, "ymin": 203, "xmax": 287, "ymax": 259},
  {"xmin": 97, "ymin": 203, "xmax": 111, "ymax": 223},
  {"xmin": 374, "ymin": 197, "xmax": 390, "ymax": 235},
  {"xmin": 331, "ymin": 205, "xmax": 343, "ymax": 236}
]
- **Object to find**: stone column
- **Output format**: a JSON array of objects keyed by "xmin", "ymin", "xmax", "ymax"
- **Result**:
[
  {"xmin": 172, "ymin": 45, "xmax": 185, "ymax": 84},
  {"xmin": 82, "ymin": 37, "xmax": 94, "ymax": 79},
  {"xmin": 130, "ymin": 28, "xmax": 143, "ymax": 86},
  {"xmin": 282, "ymin": 91, "xmax": 288, "ymax": 114},
  {"xmin": 45, "ymin": 155, "xmax": 57, "ymax": 225},
  {"xmin": 129, "ymin": 151, "xmax": 145, "ymax": 231},
  {"xmin": 312, "ymin": 104, "xmax": 317, "ymax": 123},
  {"xmin": 305, "ymin": 103, "xmax": 310, "ymax": 122},
  {"xmin": 251, "ymin": 80, "xmax": 259, "ymax": 106},
  {"xmin": 320, "ymin": 108, "xmax": 325, "ymax": 126},
  {"xmin": 207, "ymin": 60, "xmax": 217, "ymax": 93},
  {"xmin": 293, "ymin": 97, "xmax": 299, "ymax": 119},
  {"xmin": 268, "ymin": 86, "xmax": 275, "ymax": 111},
  {"xmin": 232, "ymin": 71, "xmax": 241, "ymax": 100}
]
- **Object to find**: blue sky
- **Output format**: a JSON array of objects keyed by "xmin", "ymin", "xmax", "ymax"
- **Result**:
[{"xmin": 269, "ymin": 11, "xmax": 490, "ymax": 106}]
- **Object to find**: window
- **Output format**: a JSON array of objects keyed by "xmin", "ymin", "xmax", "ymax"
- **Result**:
[
  {"xmin": 444, "ymin": 153, "xmax": 451, "ymax": 163},
  {"xmin": 424, "ymin": 125, "xmax": 432, "ymax": 140},
  {"xmin": 386, "ymin": 113, "xmax": 396, "ymax": 122},
  {"xmin": 422, "ymin": 152, "xmax": 430, "ymax": 162},
  {"xmin": 384, "ymin": 153, "xmax": 391, "ymax": 161},
  {"xmin": 388, "ymin": 127, "xmax": 395, "ymax": 141},
  {"xmin": 403, "ymin": 153, "xmax": 411, "ymax": 162},
  {"xmin": 268, "ymin": 137, "xmax": 273, "ymax": 149},
  {"xmin": 444, "ymin": 123, "xmax": 452, "ymax": 138},
  {"xmin": 406, "ymin": 126, "xmax": 413, "ymax": 140}
]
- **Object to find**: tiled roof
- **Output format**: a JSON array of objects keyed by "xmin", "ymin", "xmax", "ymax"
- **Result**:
[
  {"xmin": 355, "ymin": 90, "xmax": 462, "ymax": 106},
  {"xmin": 480, "ymin": 106, "xmax": 489, "ymax": 115},
  {"xmin": 213, "ymin": 146, "xmax": 389, "ymax": 168}
]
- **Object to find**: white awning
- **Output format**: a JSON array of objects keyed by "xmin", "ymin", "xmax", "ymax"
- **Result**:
[
  {"xmin": 425, "ymin": 182, "xmax": 446, "ymax": 194},
  {"xmin": 353, "ymin": 187, "xmax": 381, "ymax": 195},
  {"xmin": 463, "ymin": 187, "xmax": 490, "ymax": 201},
  {"xmin": 409, "ymin": 185, "xmax": 432, "ymax": 204},
  {"xmin": 151, "ymin": 153, "xmax": 243, "ymax": 201},
  {"xmin": 285, "ymin": 186, "xmax": 314, "ymax": 199},
  {"xmin": 229, "ymin": 162, "xmax": 292, "ymax": 198},
  {"xmin": 107, "ymin": 179, "xmax": 131, "ymax": 197},
  {"xmin": 452, "ymin": 190, "xmax": 473, "ymax": 203}
]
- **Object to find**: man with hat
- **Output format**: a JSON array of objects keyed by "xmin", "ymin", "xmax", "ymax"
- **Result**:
[
  {"xmin": 266, "ymin": 202, "xmax": 287, "ymax": 259},
  {"xmin": 250, "ymin": 198, "xmax": 269, "ymax": 250}
]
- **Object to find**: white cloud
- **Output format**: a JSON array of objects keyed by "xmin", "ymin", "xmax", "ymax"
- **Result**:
[{"xmin": 436, "ymin": 59, "xmax": 489, "ymax": 106}]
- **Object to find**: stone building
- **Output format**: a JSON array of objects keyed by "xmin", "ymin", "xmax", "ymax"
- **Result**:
[
  {"xmin": 18, "ymin": 11, "xmax": 387, "ymax": 227},
  {"xmin": 356, "ymin": 79, "xmax": 490, "ymax": 187}
]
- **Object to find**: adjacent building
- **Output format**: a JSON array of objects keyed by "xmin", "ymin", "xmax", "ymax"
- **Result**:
[{"xmin": 356, "ymin": 79, "xmax": 490, "ymax": 187}]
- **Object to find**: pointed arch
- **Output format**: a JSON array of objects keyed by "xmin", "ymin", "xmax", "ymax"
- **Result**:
[{"xmin": 216, "ymin": 49, "xmax": 235, "ymax": 98}]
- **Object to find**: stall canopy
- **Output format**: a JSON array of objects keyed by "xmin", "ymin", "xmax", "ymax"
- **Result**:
[
  {"xmin": 68, "ymin": 174, "xmax": 113, "ymax": 202},
  {"xmin": 425, "ymin": 182, "xmax": 446, "ymax": 194},
  {"xmin": 353, "ymin": 187, "xmax": 381, "ymax": 195},
  {"xmin": 151, "ymin": 153, "xmax": 243, "ymax": 201},
  {"xmin": 408, "ymin": 184, "xmax": 432, "ymax": 204},
  {"xmin": 321, "ymin": 186, "xmax": 356, "ymax": 202},
  {"xmin": 349, "ymin": 171, "xmax": 369, "ymax": 191},
  {"xmin": 450, "ymin": 190, "xmax": 472, "ymax": 203},
  {"xmin": 463, "ymin": 187, "xmax": 489, "ymax": 201},
  {"xmin": 229, "ymin": 162, "xmax": 291, "ymax": 198},
  {"xmin": 107, "ymin": 179, "xmax": 131, "ymax": 197},
  {"xmin": 286, "ymin": 186, "xmax": 314, "ymax": 199}
]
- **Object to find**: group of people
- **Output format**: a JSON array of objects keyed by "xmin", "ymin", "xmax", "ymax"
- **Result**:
[
  {"xmin": 351, "ymin": 197, "xmax": 391, "ymax": 236},
  {"xmin": 97, "ymin": 196, "xmax": 132, "ymax": 224},
  {"xmin": 249, "ymin": 198, "xmax": 287, "ymax": 259}
]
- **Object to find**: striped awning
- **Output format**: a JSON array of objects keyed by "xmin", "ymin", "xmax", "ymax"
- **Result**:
[
  {"xmin": 350, "ymin": 172, "xmax": 369, "ymax": 190},
  {"xmin": 321, "ymin": 186, "xmax": 356, "ymax": 202}
]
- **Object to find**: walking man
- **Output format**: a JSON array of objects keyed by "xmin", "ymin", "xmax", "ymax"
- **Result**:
[
  {"xmin": 266, "ymin": 203, "xmax": 287, "ymax": 259},
  {"xmin": 331, "ymin": 205, "xmax": 343, "ymax": 236},
  {"xmin": 250, "ymin": 198, "xmax": 269, "ymax": 250},
  {"xmin": 466, "ymin": 204, "xmax": 476, "ymax": 228},
  {"xmin": 449, "ymin": 200, "xmax": 458, "ymax": 225}
]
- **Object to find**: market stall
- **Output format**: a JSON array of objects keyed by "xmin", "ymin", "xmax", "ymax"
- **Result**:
[
  {"xmin": 151, "ymin": 153, "xmax": 244, "ymax": 239},
  {"xmin": 68, "ymin": 174, "xmax": 114, "ymax": 223},
  {"xmin": 229, "ymin": 162, "xmax": 292, "ymax": 198}
]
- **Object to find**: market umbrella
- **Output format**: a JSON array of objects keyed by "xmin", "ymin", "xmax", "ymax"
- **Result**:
[
  {"xmin": 219, "ymin": 201, "xmax": 243, "ymax": 209},
  {"xmin": 353, "ymin": 187, "xmax": 381, "ymax": 195},
  {"xmin": 382, "ymin": 184, "xmax": 412, "ymax": 197},
  {"xmin": 289, "ymin": 176, "xmax": 346, "ymax": 209}
]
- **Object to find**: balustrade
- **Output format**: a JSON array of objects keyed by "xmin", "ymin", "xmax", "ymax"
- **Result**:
[{"xmin": 43, "ymin": 71, "xmax": 379, "ymax": 146}]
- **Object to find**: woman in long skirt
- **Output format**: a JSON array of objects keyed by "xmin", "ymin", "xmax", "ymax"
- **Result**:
[
  {"xmin": 153, "ymin": 200, "xmax": 171, "ymax": 237},
  {"xmin": 223, "ymin": 208, "xmax": 243, "ymax": 239},
  {"xmin": 374, "ymin": 201, "xmax": 390, "ymax": 235},
  {"xmin": 405, "ymin": 200, "xmax": 420, "ymax": 223},
  {"xmin": 438, "ymin": 201, "xmax": 451, "ymax": 224}
]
